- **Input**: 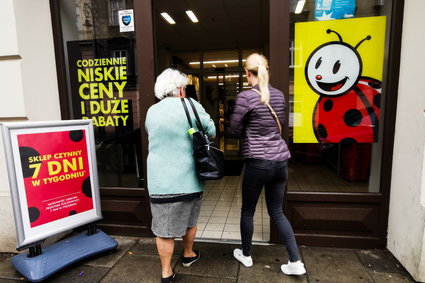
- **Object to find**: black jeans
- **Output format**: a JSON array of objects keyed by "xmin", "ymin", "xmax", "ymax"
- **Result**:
[{"xmin": 241, "ymin": 159, "xmax": 300, "ymax": 262}]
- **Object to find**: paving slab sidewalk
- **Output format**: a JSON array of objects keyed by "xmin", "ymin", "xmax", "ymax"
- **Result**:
[{"xmin": 0, "ymin": 236, "xmax": 416, "ymax": 283}]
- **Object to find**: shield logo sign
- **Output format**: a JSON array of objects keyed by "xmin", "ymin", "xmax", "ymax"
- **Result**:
[{"xmin": 122, "ymin": 15, "xmax": 131, "ymax": 26}]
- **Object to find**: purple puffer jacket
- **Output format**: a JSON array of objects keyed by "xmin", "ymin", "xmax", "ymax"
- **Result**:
[{"xmin": 228, "ymin": 84, "xmax": 291, "ymax": 162}]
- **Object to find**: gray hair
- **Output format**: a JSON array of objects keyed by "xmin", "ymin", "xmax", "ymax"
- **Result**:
[{"xmin": 154, "ymin": 68, "xmax": 189, "ymax": 100}]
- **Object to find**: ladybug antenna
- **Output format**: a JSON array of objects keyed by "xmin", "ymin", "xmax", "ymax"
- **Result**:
[
  {"xmin": 355, "ymin": 35, "xmax": 372, "ymax": 49},
  {"xmin": 326, "ymin": 29, "xmax": 343, "ymax": 42}
]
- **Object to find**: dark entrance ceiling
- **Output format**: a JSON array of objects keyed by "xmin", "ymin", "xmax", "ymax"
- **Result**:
[{"xmin": 153, "ymin": 0, "xmax": 270, "ymax": 51}]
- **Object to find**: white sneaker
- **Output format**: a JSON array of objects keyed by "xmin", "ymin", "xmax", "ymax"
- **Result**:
[
  {"xmin": 233, "ymin": 248, "xmax": 253, "ymax": 267},
  {"xmin": 281, "ymin": 261, "xmax": 306, "ymax": 275}
]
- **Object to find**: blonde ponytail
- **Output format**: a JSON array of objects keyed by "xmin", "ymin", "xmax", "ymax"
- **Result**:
[
  {"xmin": 257, "ymin": 64, "xmax": 270, "ymax": 104},
  {"xmin": 245, "ymin": 53, "xmax": 270, "ymax": 104}
]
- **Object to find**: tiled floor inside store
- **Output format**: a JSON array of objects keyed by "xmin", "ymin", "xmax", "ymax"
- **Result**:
[{"xmin": 196, "ymin": 175, "xmax": 270, "ymax": 242}]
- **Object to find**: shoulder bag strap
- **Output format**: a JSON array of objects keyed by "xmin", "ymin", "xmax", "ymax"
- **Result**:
[
  {"xmin": 181, "ymin": 98, "xmax": 193, "ymax": 128},
  {"xmin": 252, "ymin": 88, "xmax": 282, "ymax": 136},
  {"xmin": 186, "ymin": 98, "xmax": 205, "ymax": 133}
]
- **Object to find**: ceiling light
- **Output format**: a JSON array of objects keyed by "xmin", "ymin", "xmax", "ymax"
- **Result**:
[
  {"xmin": 212, "ymin": 64, "xmax": 216, "ymax": 68},
  {"xmin": 295, "ymin": 0, "xmax": 306, "ymax": 14},
  {"xmin": 189, "ymin": 59, "xmax": 246, "ymax": 65},
  {"xmin": 160, "ymin": 12, "xmax": 176, "ymax": 24},
  {"xmin": 186, "ymin": 10, "xmax": 199, "ymax": 23},
  {"xmin": 207, "ymin": 74, "xmax": 246, "ymax": 79}
]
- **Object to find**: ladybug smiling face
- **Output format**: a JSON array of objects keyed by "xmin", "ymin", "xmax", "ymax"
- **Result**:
[
  {"xmin": 305, "ymin": 29, "xmax": 381, "ymax": 144},
  {"xmin": 306, "ymin": 43, "xmax": 361, "ymax": 97}
]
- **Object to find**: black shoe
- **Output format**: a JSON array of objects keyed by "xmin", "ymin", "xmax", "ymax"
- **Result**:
[
  {"xmin": 161, "ymin": 271, "xmax": 175, "ymax": 283},
  {"xmin": 181, "ymin": 250, "xmax": 200, "ymax": 267}
]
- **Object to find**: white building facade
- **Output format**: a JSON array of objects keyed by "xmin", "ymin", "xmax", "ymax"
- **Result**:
[
  {"xmin": 0, "ymin": 0, "xmax": 61, "ymax": 252},
  {"xmin": 387, "ymin": 0, "xmax": 425, "ymax": 281}
]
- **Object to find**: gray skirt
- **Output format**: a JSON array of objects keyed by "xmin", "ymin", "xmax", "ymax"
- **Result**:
[{"xmin": 150, "ymin": 197, "xmax": 202, "ymax": 238}]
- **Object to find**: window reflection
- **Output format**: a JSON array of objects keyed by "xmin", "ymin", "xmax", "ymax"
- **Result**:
[{"xmin": 60, "ymin": 0, "xmax": 142, "ymax": 188}]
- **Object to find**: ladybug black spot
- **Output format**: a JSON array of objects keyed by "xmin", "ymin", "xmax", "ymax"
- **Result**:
[
  {"xmin": 82, "ymin": 177, "xmax": 92, "ymax": 198},
  {"xmin": 317, "ymin": 124, "xmax": 328, "ymax": 139},
  {"xmin": 28, "ymin": 207, "xmax": 40, "ymax": 223},
  {"xmin": 19, "ymin": 147, "xmax": 41, "ymax": 178},
  {"xmin": 344, "ymin": 109, "xmax": 362, "ymax": 127},
  {"xmin": 374, "ymin": 94, "xmax": 381, "ymax": 109},
  {"xmin": 69, "ymin": 210, "xmax": 77, "ymax": 215},
  {"xmin": 368, "ymin": 81, "xmax": 382, "ymax": 89},
  {"xmin": 340, "ymin": 138, "xmax": 356, "ymax": 144},
  {"xmin": 323, "ymin": 100, "xmax": 333, "ymax": 112},
  {"xmin": 69, "ymin": 130, "xmax": 84, "ymax": 142}
]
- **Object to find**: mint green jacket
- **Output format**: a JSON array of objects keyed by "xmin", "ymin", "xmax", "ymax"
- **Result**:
[{"xmin": 145, "ymin": 97, "xmax": 216, "ymax": 196}]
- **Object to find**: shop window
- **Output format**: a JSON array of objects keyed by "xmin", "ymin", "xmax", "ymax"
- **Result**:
[
  {"xmin": 288, "ymin": 0, "xmax": 388, "ymax": 193},
  {"xmin": 59, "ymin": 0, "xmax": 141, "ymax": 188}
]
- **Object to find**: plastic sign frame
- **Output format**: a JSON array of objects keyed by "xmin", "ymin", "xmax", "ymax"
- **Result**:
[
  {"xmin": 1, "ymin": 120, "xmax": 102, "ymax": 249},
  {"xmin": 118, "ymin": 9, "xmax": 135, "ymax": 32}
]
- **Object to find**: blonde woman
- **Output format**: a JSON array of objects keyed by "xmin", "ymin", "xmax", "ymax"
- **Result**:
[
  {"xmin": 228, "ymin": 53, "xmax": 306, "ymax": 276},
  {"xmin": 145, "ymin": 68, "xmax": 216, "ymax": 282}
]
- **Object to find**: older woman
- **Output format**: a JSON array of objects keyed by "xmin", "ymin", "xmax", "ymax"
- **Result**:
[{"xmin": 145, "ymin": 68, "xmax": 215, "ymax": 283}]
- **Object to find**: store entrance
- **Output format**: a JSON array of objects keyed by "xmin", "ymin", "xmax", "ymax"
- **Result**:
[
  {"xmin": 52, "ymin": 0, "xmax": 397, "ymax": 248},
  {"xmin": 153, "ymin": 0, "xmax": 271, "ymax": 242},
  {"xmin": 187, "ymin": 68, "xmax": 271, "ymax": 242},
  {"xmin": 152, "ymin": 0, "xmax": 395, "ymax": 248}
]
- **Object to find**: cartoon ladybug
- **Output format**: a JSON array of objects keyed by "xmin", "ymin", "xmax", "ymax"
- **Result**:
[{"xmin": 305, "ymin": 29, "xmax": 382, "ymax": 143}]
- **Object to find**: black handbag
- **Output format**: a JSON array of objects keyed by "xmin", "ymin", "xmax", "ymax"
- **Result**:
[{"xmin": 181, "ymin": 98, "xmax": 224, "ymax": 181}]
